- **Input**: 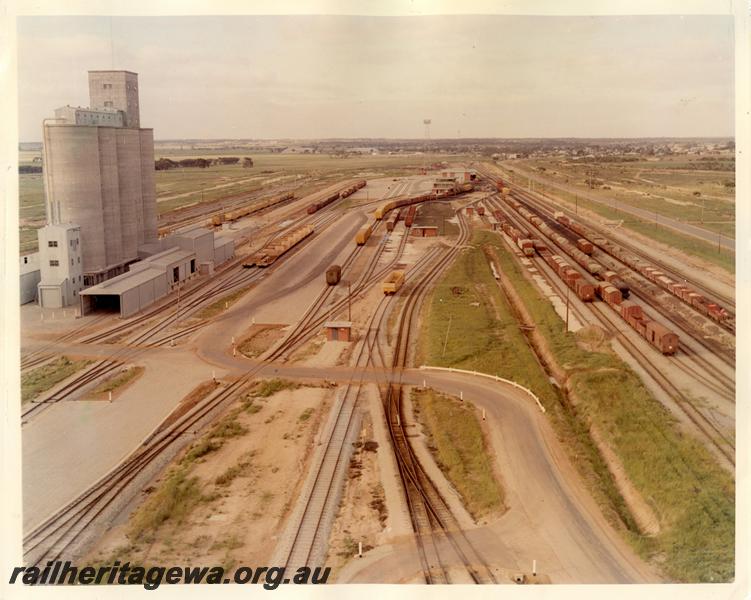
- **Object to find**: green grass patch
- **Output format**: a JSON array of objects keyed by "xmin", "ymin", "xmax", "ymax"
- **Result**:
[
  {"xmin": 129, "ymin": 408, "xmax": 252, "ymax": 539},
  {"xmin": 195, "ymin": 286, "xmax": 252, "ymax": 320},
  {"xmin": 417, "ymin": 233, "xmax": 635, "ymax": 530},
  {"xmin": 412, "ymin": 388, "xmax": 504, "ymax": 520},
  {"xmin": 250, "ymin": 378, "xmax": 299, "ymax": 398},
  {"xmin": 86, "ymin": 366, "xmax": 144, "ymax": 399},
  {"xmin": 129, "ymin": 467, "xmax": 205, "ymax": 540},
  {"xmin": 298, "ymin": 407, "xmax": 314, "ymax": 423},
  {"xmin": 21, "ymin": 356, "xmax": 93, "ymax": 404}
]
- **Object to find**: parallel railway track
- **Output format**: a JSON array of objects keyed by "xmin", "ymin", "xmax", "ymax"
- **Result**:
[{"xmin": 488, "ymin": 202, "xmax": 735, "ymax": 469}]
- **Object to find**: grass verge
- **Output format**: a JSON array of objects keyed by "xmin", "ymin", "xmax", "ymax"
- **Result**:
[
  {"xmin": 195, "ymin": 286, "xmax": 252, "ymax": 320},
  {"xmin": 129, "ymin": 408, "xmax": 249, "ymax": 540},
  {"xmin": 86, "ymin": 366, "xmax": 144, "ymax": 400},
  {"xmin": 412, "ymin": 388, "xmax": 504, "ymax": 520},
  {"xmin": 21, "ymin": 356, "xmax": 93, "ymax": 404}
]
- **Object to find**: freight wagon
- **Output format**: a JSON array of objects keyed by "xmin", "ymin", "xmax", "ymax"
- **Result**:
[
  {"xmin": 216, "ymin": 191, "xmax": 295, "ymax": 226},
  {"xmin": 488, "ymin": 176, "xmax": 680, "ymax": 353},
  {"xmin": 244, "ymin": 225, "xmax": 313, "ymax": 268},
  {"xmin": 355, "ymin": 223, "xmax": 373, "ymax": 245},
  {"xmin": 382, "ymin": 270, "xmax": 405, "ymax": 295},
  {"xmin": 577, "ymin": 238, "xmax": 593, "ymax": 255},
  {"xmin": 537, "ymin": 250, "xmax": 595, "ymax": 302},
  {"xmin": 326, "ymin": 265, "xmax": 342, "ymax": 285},
  {"xmin": 405, "ymin": 205, "xmax": 417, "ymax": 228},
  {"xmin": 386, "ymin": 209, "xmax": 401, "ymax": 232},
  {"xmin": 307, "ymin": 180, "xmax": 366, "ymax": 215},
  {"xmin": 556, "ymin": 214, "xmax": 726, "ymax": 322}
]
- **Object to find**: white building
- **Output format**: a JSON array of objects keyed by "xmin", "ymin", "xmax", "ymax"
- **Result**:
[
  {"xmin": 20, "ymin": 253, "xmax": 41, "ymax": 304},
  {"xmin": 36, "ymin": 224, "xmax": 84, "ymax": 308}
]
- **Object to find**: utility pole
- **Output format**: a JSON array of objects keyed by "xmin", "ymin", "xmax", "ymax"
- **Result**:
[
  {"xmin": 347, "ymin": 281, "xmax": 352, "ymax": 322},
  {"xmin": 442, "ymin": 313, "xmax": 452, "ymax": 358}
]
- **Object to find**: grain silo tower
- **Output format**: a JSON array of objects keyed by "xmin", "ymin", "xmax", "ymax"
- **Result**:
[{"xmin": 39, "ymin": 70, "xmax": 158, "ymax": 304}]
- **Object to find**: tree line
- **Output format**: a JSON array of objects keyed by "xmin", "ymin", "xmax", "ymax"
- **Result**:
[{"xmin": 155, "ymin": 157, "xmax": 254, "ymax": 170}]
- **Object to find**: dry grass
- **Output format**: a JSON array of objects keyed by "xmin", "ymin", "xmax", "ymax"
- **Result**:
[
  {"xmin": 86, "ymin": 366, "xmax": 144, "ymax": 400},
  {"xmin": 412, "ymin": 388, "xmax": 504, "ymax": 520},
  {"xmin": 21, "ymin": 356, "xmax": 93, "ymax": 404},
  {"xmin": 194, "ymin": 286, "xmax": 252, "ymax": 320}
]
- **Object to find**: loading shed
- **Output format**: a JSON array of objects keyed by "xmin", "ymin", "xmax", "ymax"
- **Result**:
[
  {"xmin": 79, "ymin": 246, "xmax": 195, "ymax": 318},
  {"xmin": 79, "ymin": 266, "xmax": 166, "ymax": 318}
]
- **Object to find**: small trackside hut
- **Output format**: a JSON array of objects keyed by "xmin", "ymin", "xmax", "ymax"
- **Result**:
[{"xmin": 324, "ymin": 321, "xmax": 352, "ymax": 342}]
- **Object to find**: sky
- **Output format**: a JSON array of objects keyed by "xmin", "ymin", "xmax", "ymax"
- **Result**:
[{"xmin": 16, "ymin": 14, "xmax": 734, "ymax": 141}]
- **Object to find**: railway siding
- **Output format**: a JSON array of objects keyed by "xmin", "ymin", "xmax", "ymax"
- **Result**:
[{"xmin": 480, "ymin": 230, "xmax": 734, "ymax": 582}]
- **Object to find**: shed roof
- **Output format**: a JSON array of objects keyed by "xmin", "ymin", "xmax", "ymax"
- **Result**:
[
  {"xmin": 80, "ymin": 267, "xmax": 164, "ymax": 296},
  {"xmin": 324, "ymin": 321, "xmax": 352, "ymax": 329},
  {"xmin": 214, "ymin": 237, "xmax": 234, "ymax": 249},
  {"xmin": 176, "ymin": 227, "xmax": 214, "ymax": 240},
  {"xmin": 139, "ymin": 246, "xmax": 194, "ymax": 268}
]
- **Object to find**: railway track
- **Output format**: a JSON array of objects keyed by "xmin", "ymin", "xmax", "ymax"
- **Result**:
[
  {"xmin": 22, "ymin": 198, "xmax": 417, "ymax": 565},
  {"xmin": 485, "ymin": 190, "xmax": 734, "ymax": 394},
  {"xmin": 275, "ymin": 207, "xmax": 497, "ymax": 582},
  {"xmin": 511, "ymin": 187, "xmax": 737, "ymax": 365},
  {"xmin": 501, "ymin": 176, "xmax": 736, "ymax": 328},
  {"xmin": 20, "ymin": 211, "xmax": 348, "ymax": 423},
  {"xmin": 20, "ymin": 314, "xmax": 112, "ymax": 371},
  {"xmin": 377, "ymin": 211, "xmax": 498, "ymax": 583}
]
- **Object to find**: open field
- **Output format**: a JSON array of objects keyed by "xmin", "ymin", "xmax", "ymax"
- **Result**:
[{"xmin": 417, "ymin": 229, "xmax": 734, "ymax": 582}]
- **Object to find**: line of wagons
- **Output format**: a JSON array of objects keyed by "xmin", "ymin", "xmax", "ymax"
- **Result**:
[
  {"xmin": 306, "ymin": 180, "xmax": 367, "ymax": 214},
  {"xmin": 495, "ymin": 193, "xmax": 678, "ymax": 355},
  {"xmin": 353, "ymin": 183, "xmax": 475, "ymax": 246},
  {"xmin": 555, "ymin": 212, "xmax": 729, "ymax": 324}
]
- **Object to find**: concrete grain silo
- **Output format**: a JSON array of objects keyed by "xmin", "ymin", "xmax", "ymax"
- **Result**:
[
  {"xmin": 139, "ymin": 128, "xmax": 158, "ymax": 244},
  {"xmin": 39, "ymin": 70, "xmax": 158, "ymax": 289}
]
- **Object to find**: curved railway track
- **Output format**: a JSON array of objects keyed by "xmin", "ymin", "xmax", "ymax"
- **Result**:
[
  {"xmin": 378, "ymin": 212, "xmax": 498, "ymax": 584},
  {"xmin": 23, "ymin": 201, "xmax": 419, "ymax": 565}
]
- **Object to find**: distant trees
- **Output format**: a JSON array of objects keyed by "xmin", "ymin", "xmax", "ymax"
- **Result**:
[
  {"xmin": 19, "ymin": 165, "xmax": 42, "ymax": 174},
  {"xmin": 182, "ymin": 158, "xmax": 212, "ymax": 168},
  {"xmin": 155, "ymin": 157, "xmax": 211, "ymax": 169},
  {"xmin": 155, "ymin": 156, "xmax": 248, "ymax": 170},
  {"xmin": 155, "ymin": 158, "xmax": 179, "ymax": 170},
  {"xmin": 242, "ymin": 157, "xmax": 254, "ymax": 168}
]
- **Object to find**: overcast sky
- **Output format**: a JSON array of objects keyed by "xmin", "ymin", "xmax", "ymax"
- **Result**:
[{"xmin": 17, "ymin": 15, "xmax": 734, "ymax": 141}]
